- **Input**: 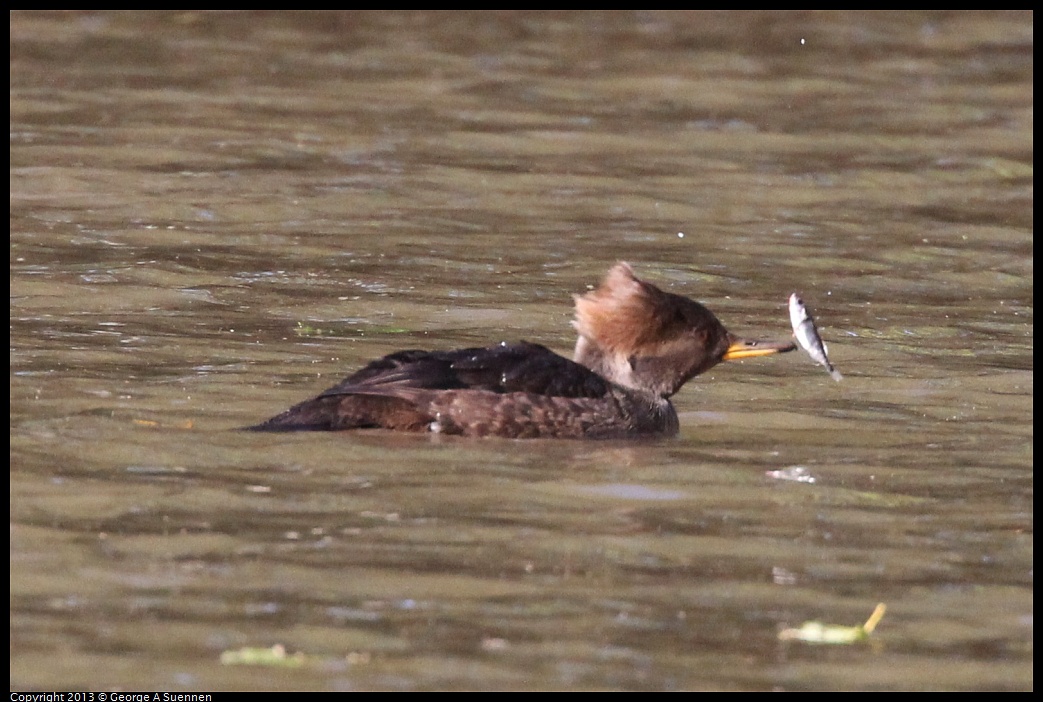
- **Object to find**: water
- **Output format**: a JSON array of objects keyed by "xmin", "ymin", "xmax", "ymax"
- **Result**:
[{"xmin": 11, "ymin": 11, "xmax": 1032, "ymax": 691}]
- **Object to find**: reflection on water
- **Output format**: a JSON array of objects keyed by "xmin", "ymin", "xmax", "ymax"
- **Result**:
[{"xmin": 11, "ymin": 11, "xmax": 1031, "ymax": 691}]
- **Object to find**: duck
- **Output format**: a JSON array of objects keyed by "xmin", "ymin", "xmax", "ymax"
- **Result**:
[{"xmin": 247, "ymin": 262, "xmax": 795, "ymax": 438}]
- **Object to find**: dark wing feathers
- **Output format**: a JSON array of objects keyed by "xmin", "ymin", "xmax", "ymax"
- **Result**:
[
  {"xmin": 319, "ymin": 342, "xmax": 609, "ymax": 399},
  {"xmin": 246, "ymin": 342, "xmax": 611, "ymax": 433}
]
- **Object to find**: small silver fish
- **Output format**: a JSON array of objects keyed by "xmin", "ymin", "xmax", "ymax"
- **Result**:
[{"xmin": 789, "ymin": 293, "xmax": 842, "ymax": 381}]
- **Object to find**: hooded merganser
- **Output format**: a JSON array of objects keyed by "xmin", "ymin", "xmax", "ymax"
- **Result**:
[{"xmin": 248, "ymin": 263, "xmax": 795, "ymax": 439}]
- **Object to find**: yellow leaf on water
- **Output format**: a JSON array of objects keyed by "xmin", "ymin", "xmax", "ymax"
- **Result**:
[{"xmin": 778, "ymin": 603, "xmax": 886, "ymax": 644}]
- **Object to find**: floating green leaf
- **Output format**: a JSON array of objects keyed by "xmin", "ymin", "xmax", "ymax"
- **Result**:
[
  {"xmin": 778, "ymin": 603, "xmax": 886, "ymax": 644},
  {"xmin": 220, "ymin": 644, "xmax": 305, "ymax": 667}
]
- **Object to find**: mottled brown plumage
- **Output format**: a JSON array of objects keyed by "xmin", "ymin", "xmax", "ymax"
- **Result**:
[{"xmin": 247, "ymin": 263, "xmax": 794, "ymax": 439}]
